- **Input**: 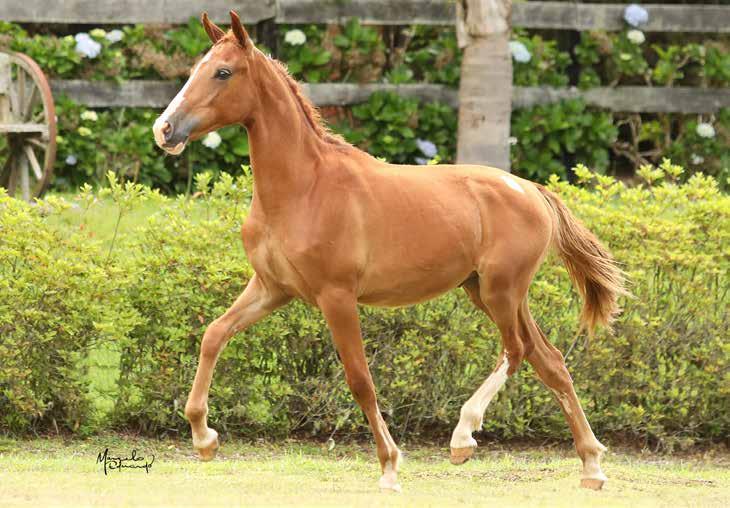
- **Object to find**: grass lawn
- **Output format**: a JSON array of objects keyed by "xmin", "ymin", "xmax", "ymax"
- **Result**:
[{"xmin": 1, "ymin": 435, "xmax": 728, "ymax": 507}]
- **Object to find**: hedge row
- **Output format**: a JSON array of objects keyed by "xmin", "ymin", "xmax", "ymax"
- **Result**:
[{"xmin": 1, "ymin": 163, "xmax": 728, "ymax": 449}]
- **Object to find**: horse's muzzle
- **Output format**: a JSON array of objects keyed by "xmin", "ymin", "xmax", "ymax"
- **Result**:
[{"xmin": 153, "ymin": 112, "xmax": 199, "ymax": 155}]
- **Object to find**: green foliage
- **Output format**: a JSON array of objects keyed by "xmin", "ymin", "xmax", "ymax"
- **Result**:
[
  {"xmin": 0, "ymin": 190, "xmax": 137, "ymax": 433},
  {"xmin": 575, "ymin": 30, "xmax": 730, "ymax": 88},
  {"xmin": 615, "ymin": 108, "xmax": 730, "ymax": 188},
  {"xmin": 52, "ymin": 97, "xmax": 252, "ymax": 194},
  {"xmin": 1, "ymin": 166, "xmax": 727, "ymax": 449},
  {"xmin": 338, "ymin": 92, "xmax": 456, "ymax": 164},
  {"xmin": 279, "ymin": 26, "xmax": 332, "ymax": 83},
  {"xmin": 512, "ymin": 29, "xmax": 571, "ymax": 87},
  {"xmin": 330, "ymin": 18, "xmax": 386, "ymax": 83},
  {"xmin": 511, "ymin": 99, "xmax": 618, "ymax": 181},
  {"xmin": 1, "ymin": 20, "xmax": 726, "ymax": 188},
  {"xmin": 389, "ymin": 26, "xmax": 461, "ymax": 86},
  {"xmin": 165, "ymin": 18, "xmax": 211, "ymax": 58},
  {"xmin": 54, "ymin": 98, "xmax": 169, "ymax": 189}
]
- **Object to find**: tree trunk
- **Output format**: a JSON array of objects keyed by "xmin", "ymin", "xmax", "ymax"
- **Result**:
[{"xmin": 456, "ymin": 0, "xmax": 513, "ymax": 171}]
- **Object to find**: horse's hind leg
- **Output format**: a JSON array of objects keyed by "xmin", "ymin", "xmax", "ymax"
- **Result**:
[
  {"xmin": 449, "ymin": 276, "xmax": 528, "ymax": 464},
  {"xmin": 520, "ymin": 300, "xmax": 608, "ymax": 490}
]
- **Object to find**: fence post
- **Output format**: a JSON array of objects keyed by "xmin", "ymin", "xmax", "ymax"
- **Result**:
[{"xmin": 455, "ymin": 0, "xmax": 513, "ymax": 171}]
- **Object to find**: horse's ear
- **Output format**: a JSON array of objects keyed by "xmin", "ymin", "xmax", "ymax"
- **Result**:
[
  {"xmin": 201, "ymin": 12, "xmax": 225, "ymax": 43},
  {"xmin": 229, "ymin": 10, "xmax": 250, "ymax": 48}
]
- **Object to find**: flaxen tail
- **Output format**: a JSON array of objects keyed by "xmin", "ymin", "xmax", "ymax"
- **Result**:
[{"xmin": 536, "ymin": 184, "xmax": 628, "ymax": 334}]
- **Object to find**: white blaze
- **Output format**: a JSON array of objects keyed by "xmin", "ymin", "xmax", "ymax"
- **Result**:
[{"xmin": 152, "ymin": 50, "xmax": 214, "ymax": 152}]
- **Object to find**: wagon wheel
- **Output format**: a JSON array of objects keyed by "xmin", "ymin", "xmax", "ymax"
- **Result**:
[{"xmin": 0, "ymin": 52, "xmax": 57, "ymax": 200}]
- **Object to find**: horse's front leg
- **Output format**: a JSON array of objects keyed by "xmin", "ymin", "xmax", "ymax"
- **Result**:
[
  {"xmin": 317, "ymin": 288, "xmax": 402, "ymax": 492},
  {"xmin": 185, "ymin": 273, "xmax": 290, "ymax": 460}
]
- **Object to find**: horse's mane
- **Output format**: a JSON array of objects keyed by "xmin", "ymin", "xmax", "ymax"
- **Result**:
[
  {"xmin": 266, "ymin": 58, "xmax": 349, "ymax": 147},
  {"xmin": 216, "ymin": 32, "xmax": 349, "ymax": 147}
]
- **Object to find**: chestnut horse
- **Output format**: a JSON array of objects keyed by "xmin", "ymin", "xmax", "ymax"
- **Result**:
[{"xmin": 153, "ymin": 11, "xmax": 626, "ymax": 492}]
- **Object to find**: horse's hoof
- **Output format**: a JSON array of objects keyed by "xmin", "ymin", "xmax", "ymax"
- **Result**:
[
  {"xmin": 580, "ymin": 478, "xmax": 605, "ymax": 490},
  {"xmin": 194, "ymin": 428, "xmax": 219, "ymax": 462},
  {"xmin": 379, "ymin": 479, "xmax": 402, "ymax": 493},
  {"xmin": 450, "ymin": 446, "xmax": 475, "ymax": 465},
  {"xmin": 379, "ymin": 468, "xmax": 401, "ymax": 493}
]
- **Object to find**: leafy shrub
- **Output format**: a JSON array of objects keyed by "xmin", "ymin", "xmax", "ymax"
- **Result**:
[
  {"xmin": 512, "ymin": 29, "xmax": 571, "ymax": 87},
  {"xmin": 0, "ymin": 191, "xmax": 136, "ymax": 433},
  {"xmin": 511, "ymin": 99, "xmax": 618, "ymax": 181},
  {"xmin": 337, "ymin": 92, "xmax": 457, "ymax": 164},
  {"xmin": 106, "ymin": 166, "xmax": 728, "ymax": 448},
  {"xmin": 575, "ymin": 30, "xmax": 730, "ymax": 88},
  {"xmin": 279, "ymin": 26, "xmax": 333, "ymax": 83},
  {"xmin": 1, "ymin": 165, "xmax": 728, "ymax": 448},
  {"xmin": 387, "ymin": 26, "xmax": 461, "ymax": 86}
]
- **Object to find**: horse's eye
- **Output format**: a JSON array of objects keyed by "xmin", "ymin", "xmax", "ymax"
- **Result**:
[{"xmin": 215, "ymin": 68, "xmax": 232, "ymax": 80}]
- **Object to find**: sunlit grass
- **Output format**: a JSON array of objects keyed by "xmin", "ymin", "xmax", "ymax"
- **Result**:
[{"xmin": 1, "ymin": 436, "xmax": 728, "ymax": 507}]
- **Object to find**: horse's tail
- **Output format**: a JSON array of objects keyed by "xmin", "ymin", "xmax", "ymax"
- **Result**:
[{"xmin": 536, "ymin": 184, "xmax": 628, "ymax": 334}]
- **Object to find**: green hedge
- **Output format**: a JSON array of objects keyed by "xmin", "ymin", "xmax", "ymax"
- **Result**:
[{"xmin": 1, "ymin": 164, "xmax": 728, "ymax": 449}]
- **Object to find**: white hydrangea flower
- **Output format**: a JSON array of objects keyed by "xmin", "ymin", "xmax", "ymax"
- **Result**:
[
  {"xmin": 690, "ymin": 154, "xmax": 704, "ymax": 165},
  {"xmin": 202, "ymin": 131, "xmax": 222, "ymax": 149},
  {"xmin": 75, "ymin": 33, "xmax": 101, "ymax": 59},
  {"xmin": 105, "ymin": 29, "xmax": 124, "ymax": 43},
  {"xmin": 81, "ymin": 110, "xmax": 98, "ymax": 122},
  {"xmin": 627, "ymin": 29, "xmax": 645, "ymax": 45},
  {"xmin": 509, "ymin": 41, "xmax": 531, "ymax": 63},
  {"xmin": 284, "ymin": 29, "xmax": 306, "ymax": 46},
  {"xmin": 624, "ymin": 4, "xmax": 649, "ymax": 27},
  {"xmin": 508, "ymin": 136, "xmax": 518, "ymax": 146},
  {"xmin": 65, "ymin": 154, "xmax": 78, "ymax": 165},
  {"xmin": 696, "ymin": 122, "xmax": 715, "ymax": 139}
]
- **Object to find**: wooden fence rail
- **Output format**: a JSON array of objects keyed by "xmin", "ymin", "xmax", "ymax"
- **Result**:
[
  {"xmin": 2, "ymin": 1, "xmax": 729, "ymax": 32},
  {"xmin": 50, "ymin": 80, "xmax": 730, "ymax": 114}
]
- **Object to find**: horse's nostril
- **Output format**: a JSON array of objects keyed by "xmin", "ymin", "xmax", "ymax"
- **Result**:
[{"xmin": 162, "ymin": 121, "xmax": 173, "ymax": 142}]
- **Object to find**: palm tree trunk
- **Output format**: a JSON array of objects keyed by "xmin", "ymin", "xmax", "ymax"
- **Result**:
[{"xmin": 456, "ymin": 0, "xmax": 513, "ymax": 171}]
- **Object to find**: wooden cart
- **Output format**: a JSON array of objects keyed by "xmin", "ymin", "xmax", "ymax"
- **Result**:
[{"xmin": 0, "ymin": 52, "xmax": 57, "ymax": 200}]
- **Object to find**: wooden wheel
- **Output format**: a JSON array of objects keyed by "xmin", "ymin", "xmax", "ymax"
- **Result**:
[{"xmin": 0, "ymin": 52, "xmax": 57, "ymax": 200}]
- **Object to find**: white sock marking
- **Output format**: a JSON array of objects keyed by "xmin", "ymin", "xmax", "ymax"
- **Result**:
[{"xmin": 451, "ymin": 357, "xmax": 510, "ymax": 448}]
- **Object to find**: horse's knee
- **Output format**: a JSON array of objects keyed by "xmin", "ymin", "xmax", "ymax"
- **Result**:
[{"xmin": 200, "ymin": 320, "xmax": 229, "ymax": 360}]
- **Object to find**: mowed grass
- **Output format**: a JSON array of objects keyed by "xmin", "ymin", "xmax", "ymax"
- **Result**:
[{"xmin": 0, "ymin": 436, "xmax": 728, "ymax": 507}]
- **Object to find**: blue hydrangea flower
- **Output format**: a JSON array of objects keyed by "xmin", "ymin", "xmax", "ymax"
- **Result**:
[
  {"xmin": 74, "ymin": 33, "xmax": 101, "ymax": 58},
  {"xmin": 65, "ymin": 154, "xmax": 78, "ymax": 165},
  {"xmin": 508, "ymin": 41, "xmax": 531, "ymax": 63},
  {"xmin": 624, "ymin": 4, "xmax": 649, "ymax": 27},
  {"xmin": 416, "ymin": 139, "xmax": 438, "ymax": 158},
  {"xmin": 414, "ymin": 157, "xmax": 429, "ymax": 165}
]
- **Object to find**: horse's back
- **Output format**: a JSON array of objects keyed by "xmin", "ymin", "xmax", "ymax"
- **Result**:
[{"xmin": 343, "ymin": 160, "xmax": 553, "ymax": 306}]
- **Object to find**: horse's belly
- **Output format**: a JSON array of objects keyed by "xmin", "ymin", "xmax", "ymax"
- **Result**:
[{"xmin": 357, "ymin": 258, "xmax": 473, "ymax": 307}]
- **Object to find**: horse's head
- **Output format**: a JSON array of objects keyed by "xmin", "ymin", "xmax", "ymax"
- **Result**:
[{"xmin": 153, "ymin": 11, "xmax": 258, "ymax": 155}]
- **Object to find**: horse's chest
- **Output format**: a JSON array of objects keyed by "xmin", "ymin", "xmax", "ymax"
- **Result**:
[{"xmin": 241, "ymin": 218, "xmax": 311, "ymax": 299}]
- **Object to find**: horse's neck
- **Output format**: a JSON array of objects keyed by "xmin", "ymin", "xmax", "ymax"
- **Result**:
[{"xmin": 244, "ymin": 64, "xmax": 326, "ymax": 214}]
